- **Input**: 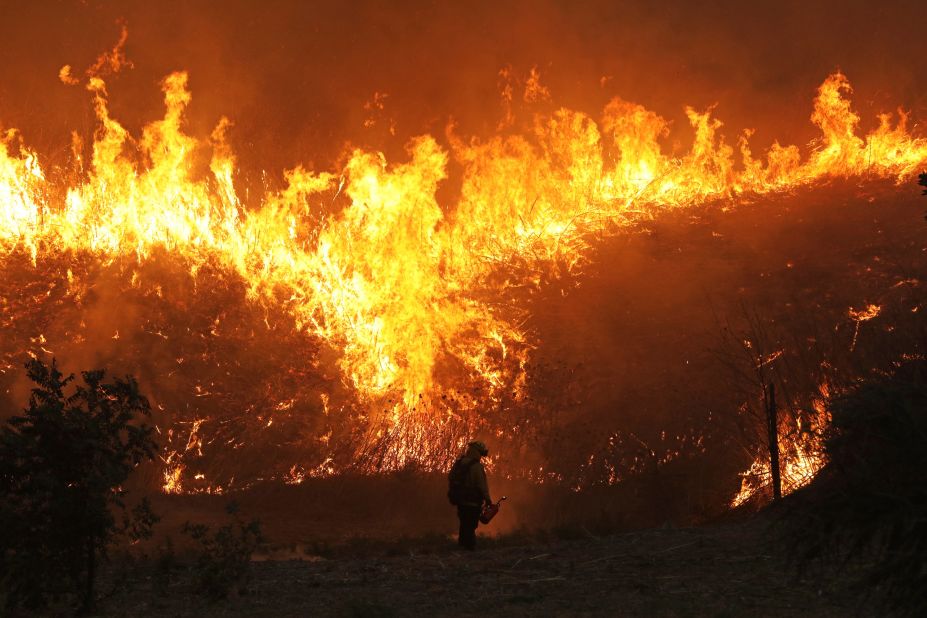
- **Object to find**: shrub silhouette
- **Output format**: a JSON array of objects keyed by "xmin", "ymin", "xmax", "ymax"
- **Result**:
[
  {"xmin": 183, "ymin": 501, "xmax": 264, "ymax": 600},
  {"xmin": 783, "ymin": 359, "xmax": 927, "ymax": 615},
  {"xmin": 0, "ymin": 359, "xmax": 159, "ymax": 613}
]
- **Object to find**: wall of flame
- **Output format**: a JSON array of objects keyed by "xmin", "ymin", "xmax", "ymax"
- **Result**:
[{"xmin": 1, "ymin": 14, "xmax": 926, "ymax": 494}]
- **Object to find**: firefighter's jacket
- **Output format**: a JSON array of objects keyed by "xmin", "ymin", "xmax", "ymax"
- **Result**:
[{"xmin": 458, "ymin": 456, "xmax": 491, "ymax": 507}]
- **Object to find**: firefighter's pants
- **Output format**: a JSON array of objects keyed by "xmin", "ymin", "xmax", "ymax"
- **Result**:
[{"xmin": 457, "ymin": 505, "xmax": 481, "ymax": 550}]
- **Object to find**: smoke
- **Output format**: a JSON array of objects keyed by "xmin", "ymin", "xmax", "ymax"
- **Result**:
[{"xmin": 1, "ymin": 1, "xmax": 926, "ymax": 177}]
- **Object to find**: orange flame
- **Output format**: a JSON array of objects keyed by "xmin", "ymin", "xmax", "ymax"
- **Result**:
[{"xmin": 731, "ymin": 381, "xmax": 832, "ymax": 508}]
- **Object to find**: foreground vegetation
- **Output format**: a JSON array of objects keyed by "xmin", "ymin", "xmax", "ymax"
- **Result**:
[
  {"xmin": 781, "ymin": 358, "xmax": 927, "ymax": 616},
  {"xmin": 0, "ymin": 360, "xmax": 158, "ymax": 612}
]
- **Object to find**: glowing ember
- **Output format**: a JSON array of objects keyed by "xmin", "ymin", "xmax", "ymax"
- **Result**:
[{"xmin": 849, "ymin": 304, "xmax": 883, "ymax": 351}]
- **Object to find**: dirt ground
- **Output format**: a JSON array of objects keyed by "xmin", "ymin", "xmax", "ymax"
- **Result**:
[{"xmin": 98, "ymin": 518, "xmax": 859, "ymax": 617}]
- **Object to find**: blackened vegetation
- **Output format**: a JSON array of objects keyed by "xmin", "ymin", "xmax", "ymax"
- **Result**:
[
  {"xmin": 782, "ymin": 359, "xmax": 927, "ymax": 615},
  {"xmin": 920, "ymin": 172, "xmax": 927, "ymax": 219},
  {"xmin": 0, "ymin": 359, "xmax": 158, "ymax": 613},
  {"xmin": 0, "ymin": 253, "xmax": 334, "ymax": 490},
  {"xmin": 765, "ymin": 383, "xmax": 781, "ymax": 501}
]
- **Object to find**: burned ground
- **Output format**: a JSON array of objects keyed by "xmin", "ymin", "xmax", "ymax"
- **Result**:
[{"xmin": 97, "ymin": 515, "xmax": 858, "ymax": 617}]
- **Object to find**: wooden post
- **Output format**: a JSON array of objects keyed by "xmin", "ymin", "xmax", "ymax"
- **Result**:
[
  {"xmin": 83, "ymin": 535, "xmax": 95, "ymax": 614},
  {"xmin": 766, "ymin": 383, "xmax": 782, "ymax": 501}
]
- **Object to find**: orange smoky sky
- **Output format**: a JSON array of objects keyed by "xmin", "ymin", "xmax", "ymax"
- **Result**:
[{"xmin": 1, "ymin": 0, "xmax": 925, "ymax": 178}]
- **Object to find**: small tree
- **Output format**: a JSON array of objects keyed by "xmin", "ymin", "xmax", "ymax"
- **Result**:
[{"xmin": 0, "ymin": 359, "xmax": 159, "ymax": 612}]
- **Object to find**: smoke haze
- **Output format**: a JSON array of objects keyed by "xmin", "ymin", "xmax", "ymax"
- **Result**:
[{"xmin": 2, "ymin": 0, "xmax": 926, "ymax": 177}]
